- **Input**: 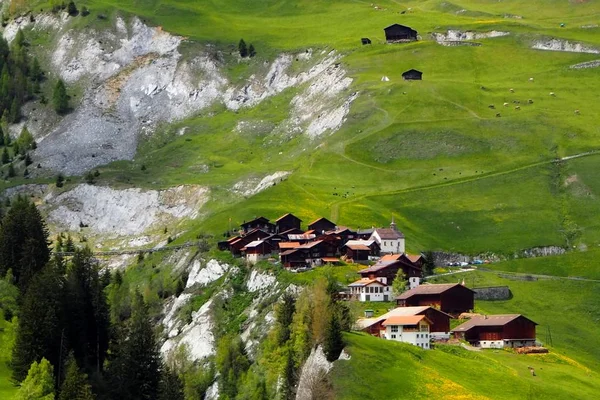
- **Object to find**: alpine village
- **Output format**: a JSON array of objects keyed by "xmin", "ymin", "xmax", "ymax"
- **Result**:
[{"xmin": 1, "ymin": 1, "xmax": 600, "ymax": 400}]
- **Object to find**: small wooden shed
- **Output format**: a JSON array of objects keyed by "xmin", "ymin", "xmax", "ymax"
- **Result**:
[
  {"xmin": 402, "ymin": 69, "xmax": 423, "ymax": 80},
  {"xmin": 384, "ymin": 24, "xmax": 418, "ymax": 42}
]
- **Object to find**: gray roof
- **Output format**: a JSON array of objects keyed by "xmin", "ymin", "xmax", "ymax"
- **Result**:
[
  {"xmin": 396, "ymin": 283, "xmax": 473, "ymax": 300},
  {"xmin": 373, "ymin": 228, "xmax": 405, "ymax": 239},
  {"xmin": 451, "ymin": 314, "xmax": 537, "ymax": 332}
]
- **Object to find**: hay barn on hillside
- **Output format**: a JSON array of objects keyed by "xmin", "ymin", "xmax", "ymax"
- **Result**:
[
  {"xmin": 384, "ymin": 24, "xmax": 418, "ymax": 42},
  {"xmin": 402, "ymin": 69, "xmax": 422, "ymax": 80}
]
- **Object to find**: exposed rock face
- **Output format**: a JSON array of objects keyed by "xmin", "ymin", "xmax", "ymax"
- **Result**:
[
  {"xmin": 295, "ymin": 346, "xmax": 350, "ymax": 400},
  {"xmin": 186, "ymin": 259, "xmax": 229, "ymax": 288},
  {"xmin": 432, "ymin": 30, "xmax": 509, "ymax": 44},
  {"xmin": 246, "ymin": 270, "xmax": 277, "ymax": 292},
  {"xmin": 45, "ymin": 184, "xmax": 209, "ymax": 237},
  {"xmin": 571, "ymin": 60, "xmax": 600, "ymax": 69},
  {"xmin": 231, "ymin": 171, "xmax": 290, "ymax": 197},
  {"xmin": 473, "ymin": 286, "xmax": 511, "ymax": 300},
  {"xmin": 532, "ymin": 39, "xmax": 599, "ymax": 54}
]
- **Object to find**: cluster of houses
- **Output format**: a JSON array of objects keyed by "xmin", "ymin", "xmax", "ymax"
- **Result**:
[
  {"xmin": 362, "ymin": 24, "xmax": 423, "ymax": 81},
  {"xmin": 356, "ymin": 282, "xmax": 538, "ymax": 351},
  {"xmin": 218, "ymin": 213, "xmax": 412, "ymax": 269}
]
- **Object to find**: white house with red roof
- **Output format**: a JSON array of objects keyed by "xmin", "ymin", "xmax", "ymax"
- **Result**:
[
  {"xmin": 369, "ymin": 218, "xmax": 405, "ymax": 254},
  {"xmin": 382, "ymin": 315, "xmax": 432, "ymax": 349},
  {"xmin": 348, "ymin": 277, "xmax": 391, "ymax": 302}
]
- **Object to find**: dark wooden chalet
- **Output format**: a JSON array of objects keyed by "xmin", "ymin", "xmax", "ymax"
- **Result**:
[
  {"xmin": 384, "ymin": 24, "xmax": 417, "ymax": 42},
  {"xmin": 396, "ymin": 283, "xmax": 474, "ymax": 316},
  {"xmin": 275, "ymin": 213, "xmax": 302, "ymax": 233},
  {"xmin": 360, "ymin": 306, "xmax": 451, "ymax": 337},
  {"xmin": 280, "ymin": 227, "xmax": 305, "ymax": 236},
  {"xmin": 451, "ymin": 314, "xmax": 537, "ymax": 348},
  {"xmin": 402, "ymin": 69, "xmax": 422, "ymax": 80},
  {"xmin": 361, "ymin": 38, "xmax": 372, "ymax": 45},
  {"xmin": 280, "ymin": 240, "xmax": 327, "ymax": 268},
  {"xmin": 241, "ymin": 240, "xmax": 275, "ymax": 263},
  {"xmin": 229, "ymin": 229, "xmax": 271, "ymax": 255},
  {"xmin": 356, "ymin": 228, "xmax": 374, "ymax": 240},
  {"xmin": 343, "ymin": 240, "xmax": 380, "ymax": 262},
  {"xmin": 358, "ymin": 259, "xmax": 422, "ymax": 285},
  {"xmin": 308, "ymin": 217, "xmax": 337, "ymax": 234},
  {"xmin": 240, "ymin": 217, "xmax": 276, "ymax": 234}
]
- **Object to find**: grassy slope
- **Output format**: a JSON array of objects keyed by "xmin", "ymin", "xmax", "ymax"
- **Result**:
[{"xmin": 0, "ymin": 316, "xmax": 17, "ymax": 398}]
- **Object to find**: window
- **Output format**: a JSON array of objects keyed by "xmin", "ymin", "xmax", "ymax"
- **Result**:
[
  {"xmin": 391, "ymin": 326, "xmax": 398, "ymax": 333},
  {"xmin": 420, "ymin": 325, "xmax": 428, "ymax": 332},
  {"xmin": 384, "ymin": 241, "xmax": 387, "ymax": 246},
  {"xmin": 425, "ymin": 343, "xmax": 429, "ymax": 348},
  {"xmin": 391, "ymin": 334, "xmax": 396, "ymax": 339}
]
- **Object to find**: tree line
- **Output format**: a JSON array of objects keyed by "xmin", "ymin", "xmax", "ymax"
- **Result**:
[{"xmin": 0, "ymin": 197, "xmax": 183, "ymax": 400}]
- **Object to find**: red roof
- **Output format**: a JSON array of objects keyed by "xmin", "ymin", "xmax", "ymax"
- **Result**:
[
  {"xmin": 279, "ymin": 242, "xmax": 301, "ymax": 249},
  {"xmin": 346, "ymin": 244, "xmax": 371, "ymax": 251},
  {"xmin": 297, "ymin": 240, "xmax": 323, "ymax": 249},
  {"xmin": 382, "ymin": 315, "xmax": 427, "ymax": 326},
  {"xmin": 321, "ymin": 257, "xmax": 340, "ymax": 263},
  {"xmin": 349, "ymin": 278, "xmax": 387, "ymax": 287},
  {"xmin": 280, "ymin": 249, "xmax": 298, "ymax": 256},
  {"xmin": 380, "ymin": 254, "xmax": 402, "ymax": 262},
  {"xmin": 406, "ymin": 254, "xmax": 422, "ymax": 263}
]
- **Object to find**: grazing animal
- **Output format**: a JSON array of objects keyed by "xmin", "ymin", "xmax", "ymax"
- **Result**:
[
  {"xmin": 488, "ymin": 104, "xmax": 495, "ymax": 109},
  {"xmin": 496, "ymin": 113, "xmax": 501, "ymax": 117},
  {"xmin": 528, "ymin": 99, "xmax": 534, "ymax": 104},
  {"xmin": 550, "ymin": 92, "xmax": 556, "ymax": 96},
  {"xmin": 513, "ymin": 100, "xmax": 520, "ymax": 104},
  {"xmin": 510, "ymin": 88, "xmax": 514, "ymax": 93},
  {"xmin": 515, "ymin": 106, "xmax": 521, "ymax": 110},
  {"xmin": 575, "ymin": 109, "xmax": 580, "ymax": 115},
  {"xmin": 503, "ymin": 102, "xmax": 509, "ymax": 107},
  {"xmin": 529, "ymin": 77, "xmax": 534, "ymax": 82}
]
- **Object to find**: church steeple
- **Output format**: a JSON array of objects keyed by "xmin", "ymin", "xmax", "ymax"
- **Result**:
[{"xmin": 390, "ymin": 215, "xmax": 397, "ymax": 231}]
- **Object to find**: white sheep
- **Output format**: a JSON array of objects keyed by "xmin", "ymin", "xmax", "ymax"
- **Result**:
[
  {"xmin": 503, "ymin": 102, "xmax": 509, "ymax": 107},
  {"xmin": 550, "ymin": 92, "xmax": 556, "ymax": 96},
  {"xmin": 510, "ymin": 88, "xmax": 514, "ymax": 93},
  {"xmin": 515, "ymin": 106, "xmax": 521, "ymax": 110},
  {"xmin": 529, "ymin": 77, "xmax": 534, "ymax": 82},
  {"xmin": 575, "ymin": 109, "xmax": 580, "ymax": 115}
]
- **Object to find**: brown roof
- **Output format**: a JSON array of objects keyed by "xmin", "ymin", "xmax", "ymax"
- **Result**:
[
  {"xmin": 279, "ymin": 242, "xmax": 301, "ymax": 249},
  {"xmin": 373, "ymin": 228, "xmax": 405, "ymax": 239},
  {"xmin": 347, "ymin": 244, "xmax": 371, "ymax": 251},
  {"xmin": 359, "ymin": 260, "xmax": 421, "ymax": 274},
  {"xmin": 406, "ymin": 254, "xmax": 422, "ymax": 263},
  {"xmin": 280, "ymin": 249, "xmax": 298, "ymax": 256},
  {"xmin": 321, "ymin": 257, "xmax": 341, "ymax": 263},
  {"xmin": 396, "ymin": 283, "xmax": 473, "ymax": 300},
  {"xmin": 451, "ymin": 314, "xmax": 537, "ymax": 332},
  {"xmin": 380, "ymin": 254, "xmax": 402, "ymax": 262},
  {"xmin": 276, "ymin": 213, "xmax": 302, "ymax": 222},
  {"xmin": 349, "ymin": 278, "xmax": 387, "ymax": 287},
  {"xmin": 382, "ymin": 315, "xmax": 427, "ymax": 326},
  {"xmin": 297, "ymin": 240, "xmax": 323, "ymax": 249},
  {"xmin": 227, "ymin": 236, "xmax": 241, "ymax": 243}
]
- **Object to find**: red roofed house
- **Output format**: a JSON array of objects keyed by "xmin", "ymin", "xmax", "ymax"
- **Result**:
[
  {"xmin": 369, "ymin": 218, "xmax": 405, "ymax": 254},
  {"xmin": 348, "ymin": 278, "xmax": 391, "ymax": 302},
  {"xmin": 308, "ymin": 217, "xmax": 337, "ymax": 234},
  {"xmin": 396, "ymin": 283, "xmax": 474, "ymax": 316},
  {"xmin": 275, "ymin": 213, "xmax": 302, "ymax": 233},
  {"xmin": 241, "ymin": 240, "xmax": 274, "ymax": 264},
  {"xmin": 382, "ymin": 315, "xmax": 432, "ymax": 349},
  {"xmin": 358, "ymin": 259, "xmax": 422, "ymax": 288},
  {"xmin": 451, "ymin": 314, "xmax": 537, "ymax": 348},
  {"xmin": 358, "ymin": 306, "xmax": 451, "ymax": 340}
]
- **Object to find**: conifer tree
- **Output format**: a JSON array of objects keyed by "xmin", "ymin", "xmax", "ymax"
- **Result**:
[
  {"xmin": 323, "ymin": 313, "xmax": 344, "ymax": 362},
  {"xmin": 158, "ymin": 366, "xmax": 184, "ymax": 400},
  {"xmin": 11, "ymin": 263, "xmax": 64, "ymax": 382},
  {"xmin": 0, "ymin": 126, "xmax": 4, "ymax": 146},
  {"xmin": 31, "ymin": 58, "xmax": 42, "ymax": 82},
  {"xmin": 18, "ymin": 126, "xmax": 34, "ymax": 152},
  {"xmin": 15, "ymin": 358, "xmax": 55, "ymax": 400},
  {"xmin": 279, "ymin": 348, "xmax": 296, "ymax": 400},
  {"xmin": 58, "ymin": 353, "xmax": 95, "ymax": 400},
  {"xmin": 238, "ymin": 39, "xmax": 248, "ymax": 58},
  {"xmin": 10, "ymin": 98, "xmax": 20, "ymax": 123},
  {"xmin": 106, "ymin": 291, "xmax": 161, "ymax": 400},
  {"xmin": 1, "ymin": 146, "xmax": 9, "ymax": 164},
  {"xmin": 25, "ymin": 153, "xmax": 32, "ymax": 166},
  {"xmin": 248, "ymin": 44, "xmax": 256, "ymax": 58},
  {"xmin": 275, "ymin": 293, "xmax": 295, "ymax": 345},
  {"xmin": 52, "ymin": 79, "xmax": 68, "ymax": 114},
  {"xmin": 7, "ymin": 162, "xmax": 15, "ymax": 177}
]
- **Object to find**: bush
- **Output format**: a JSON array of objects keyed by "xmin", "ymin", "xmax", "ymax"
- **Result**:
[{"xmin": 67, "ymin": 1, "xmax": 78, "ymax": 16}]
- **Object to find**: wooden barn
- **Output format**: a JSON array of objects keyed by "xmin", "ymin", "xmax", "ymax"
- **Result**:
[
  {"xmin": 361, "ymin": 38, "xmax": 372, "ymax": 45},
  {"xmin": 308, "ymin": 217, "xmax": 337, "ymax": 234},
  {"xmin": 275, "ymin": 213, "xmax": 302, "ymax": 233},
  {"xmin": 402, "ymin": 69, "xmax": 422, "ymax": 80},
  {"xmin": 342, "ymin": 240, "xmax": 380, "ymax": 261},
  {"xmin": 396, "ymin": 283, "xmax": 474, "ymax": 316},
  {"xmin": 384, "ymin": 24, "xmax": 418, "ymax": 42},
  {"xmin": 451, "ymin": 314, "xmax": 538, "ymax": 348},
  {"xmin": 241, "ymin": 240, "xmax": 274, "ymax": 264},
  {"xmin": 358, "ymin": 306, "xmax": 452, "ymax": 340},
  {"xmin": 240, "ymin": 217, "xmax": 276, "ymax": 234},
  {"xmin": 358, "ymin": 259, "xmax": 422, "ymax": 285}
]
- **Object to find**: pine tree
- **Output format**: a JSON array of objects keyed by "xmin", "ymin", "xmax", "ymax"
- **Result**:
[
  {"xmin": 58, "ymin": 353, "xmax": 95, "ymax": 400},
  {"xmin": 238, "ymin": 39, "xmax": 248, "ymax": 58},
  {"xmin": 67, "ymin": 1, "xmax": 78, "ymax": 16},
  {"xmin": 158, "ymin": 366, "xmax": 184, "ymax": 400},
  {"xmin": 53, "ymin": 79, "xmax": 68, "ymax": 114},
  {"xmin": 0, "ymin": 126, "xmax": 4, "ymax": 146},
  {"xmin": 25, "ymin": 153, "xmax": 32, "ymax": 166},
  {"xmin": 275, "ymin": 293, "xmax": 296, "ymax": 345},
  {"xmin": 31, "ymin": 58, "xmax": 42, "ymax": 82},
  {"xmin": 10, "ymin": 98, "xmax": 20, "ymax": 123},
  {"xmin": 7, "ymin": 162, "xmax": 15, "ymax": 177},
  {"xmin": 15, "ymin": 358, "xmax": 55, "ymax": 400},
  {"xmin": 323, "ymin": 313, "xmax": 344, "ymax": 362},
  {"xmin": 248, "ymin": 44, "xmax": 256, "ymax": 58},
  {"xmin": 14, "ymin": 29, "xmax": 25, "ymax": 49},
  {"xmin": 18, "ymin": 126, "xmax": 34, "ymax": 152},
  {"xmin": 11, "ymin": 263, "xmax": 64, "ymax": 382},
  {"xmin": 279, "ymin": 348, "xmax": 295, "ymax": 400},
  {"xmin": 1, "ymin": 147, "xmax": 9, "ymax": 164},
  {"xmin": 106, "ymin": 291, "xmax": 161, "ymax": 400},
  {"xmin": 56, "ymin": 174, "xmax": 65, "ymax": 188}
]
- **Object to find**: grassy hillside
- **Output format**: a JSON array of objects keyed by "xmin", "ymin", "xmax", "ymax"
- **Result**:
[{"xmin": 333, "ymin": 333, "xmax": 600, "ymax": 400}]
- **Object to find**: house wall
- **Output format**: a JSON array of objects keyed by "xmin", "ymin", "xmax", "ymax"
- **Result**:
[
  {"xmin": 439, "ymin": 286, "xmax": 475, "ymax": 314},
  {"xmin": 246, "ymin": 253, "xmax": 268, "ymax": 264},
  {"xmin": 409, "ymin": 277, "xmax": 420, "ymax": 289},
  {"xmin": 503, "ymin": 317, "xmax": 537, "ymax": 340},
  {"xmin": 351, "ymin": 284, "xmax": 391, "ymax": 302},
  {"xmin": 421, "ymin": 309, "xmax": 450, "ymax": 335},
  {"xmin": 372, "ymin": 231, "xmax": 405, "ymax": 254},
  {"xmin": 384, "ymin": 322, "xmax": 431, "ymax": 349}
]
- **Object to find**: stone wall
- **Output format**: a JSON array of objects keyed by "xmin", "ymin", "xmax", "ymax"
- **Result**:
[{"xmin": 473, "ymin": 286, "xmax": 511, "ymax": 300}]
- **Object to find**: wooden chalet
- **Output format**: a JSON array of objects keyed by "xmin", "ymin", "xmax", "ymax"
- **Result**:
[
  {"xmin": 280, "ymin": 240, "xmax": 327, "ymax": 268},
  {"xmin": 358, "ymin": 306, "xmax": 452, "ymax": 340},
  {"xmin": 356, "ymin": 228, "xmax": 374, "ymax": 240},
  {"xmin": 228, "ymin": 229, "xmax": 271, "ymax": 255},
  {"xmin": 343, "ymin": 240, "xmax": 380, "ymax": 262},
  {"xmin": 384, "ymin": 24, "xmax": 417, "ymax": 42},
  {"xmin": 396, "ymin": 283, "xmax": 474, "ymax": 316},
  {"xmin": 275, "ymin": 213, "xmax": 302, "ymax": 233},
  {"xmin": 361, "ymin": 38, "xmax": 372, "ymax": 45},
  {"xmin": 240, "ymin": 217, "xmax": 276, "ymax": 234},
  {"xmin": 358, "ymin": 259, "xmax": 422, "ymax": 285},
  {"xmin": 402, "ymin": 69, "xmax": 422, "ymax": 80},
  {"xmin": 307, "ymin": 217, "xmax": 336, "ymax": 234},
  {"xmin": 279, "ymin": 227, "xmax": 305, "ymax": 236},
  {"xmin": 241, "ymin": 240, "xmax": 274, "ymax": 264},
  {"xmin": 451, "ymin": 314, "xmax": 537, "ymax": 348}
]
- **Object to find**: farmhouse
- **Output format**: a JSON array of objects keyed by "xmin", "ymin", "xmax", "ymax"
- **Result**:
[
  {"xmin": 308, "ymin": 217, "xmax": 337, "ymax": 233},
  {"xmin": 382, "ymin": 315, "xmax": 431, "ymax": 349},
  {"xmin": 241, "ymin": 240, "xmax": 274, "ymax": 264},
  {"xmin": 369, "ymin": 219, "xmax": 405, "ymax": 254},
  {"xmin": 343, "ymin": 239, "xmax": 380, "ymax": 261},
  {"xmin": 359, "ymin": 306, "xmax": 452, "ymax": 340},
  {"xmin": 240, "ymin": 217, "xmax": 275, "ymax": 234},
  {"xmin": 275, "ymin": 213, "xmax": 302, "ymax": 233},
  {"xmin": 348, "ymin": 278, "xmax": 391, "ymax": 302},
  {"xmin": 361, "ymin": 38, "xmax": 371, "ymax": 45},
  {"xmin": 384, "ymin": 24, "xmax": 418, "ymax": 42},
  {"xmin": 402, "ymin": 69, "xmax": 422, "ymax": 80},
  {"xmin": 358, "ymin": 258, "xmax": 422, "ymax": 287},
  {"xmin": 396, "ymin": 283, "xmax": 475, "ymax": 316},
  {"xmin": 451, "ymin": 314, "xmax": 538, "ymax": 348}
]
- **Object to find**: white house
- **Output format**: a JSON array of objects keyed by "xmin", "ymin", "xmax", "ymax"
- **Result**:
[
  {"xmin": 369, "ymin": 218, "xmax": 405, "ymax": 254},
  {"xmin": 382, "ymin": 315, "xmax": 432, "ymax": 349},
  {"xmin": 348, "ymin": 278, "xmax": 391, "ymax": 302}
]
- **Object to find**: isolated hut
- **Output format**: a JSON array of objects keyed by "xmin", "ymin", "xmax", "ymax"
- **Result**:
[
  {"xmin": 402, "ymin": 69, "xmax": 422, "ymax": 80},
  {"xmin": 361, "ymin": 38, "xmax": 372, "ymax": 45},
  {"xmin": 384, "ymin": 24, "xmax": 418, "ymax": 42}
]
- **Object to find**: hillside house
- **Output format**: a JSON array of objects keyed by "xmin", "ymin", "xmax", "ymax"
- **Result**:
[
  {"xmin": 451, "ymin": 314, "xmax": 537, "ymax": 348},
  {"xmin": 358, "ymin": 306, "xmax": 451, "ymax": 340},
  {"xmin": 308, "ymin": 217, "xmax": 337, "ymax": 234},
  {"xmin": 402, "ymin": 69, "xmax": 422, "ymax": 80},
  {"xmin": 240, "ymin": 217, "xmax": 276, "ymax": 234},
  {"xmin": 241, "ymin": 240, "xmax": 274, "ymax": 264},
  {"xmin": 343, "ymin": 240, "xmax": 380, "ymax": 261},
  {"xmin": 396, "ymin": 283, "xmax": 474, "ymax": 316},
  {"xmin": 356, "ymin": 228, "xmax": 374, "ymax": 240},
  {"xmin": 275, "ymin": 213, "xmax": 302, "ymax": 233},
  {"xmin": 384, "ymin": 24, "xmax": 418, "ymax": 42},
  {"xmin": 361, "ymin": 38, "xmax": 372, "ymax": 45},
  {"xmin": 280, "ymin": 240, "xmax": 327, "ymax": 268},
  {"xmin": 359, "ymin": 259, "xmax": 422, "ymax": 287},
  {"xmin": 382, "ymin": 315, "xmax": 431, "ymax": 349},
  {"xmin": 370, "ymin": 219, "xmax": 405, "ymax": 254},
  {"xmin": 348, "ymin": 278, "xmax": 391, "ymax": 301}
]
